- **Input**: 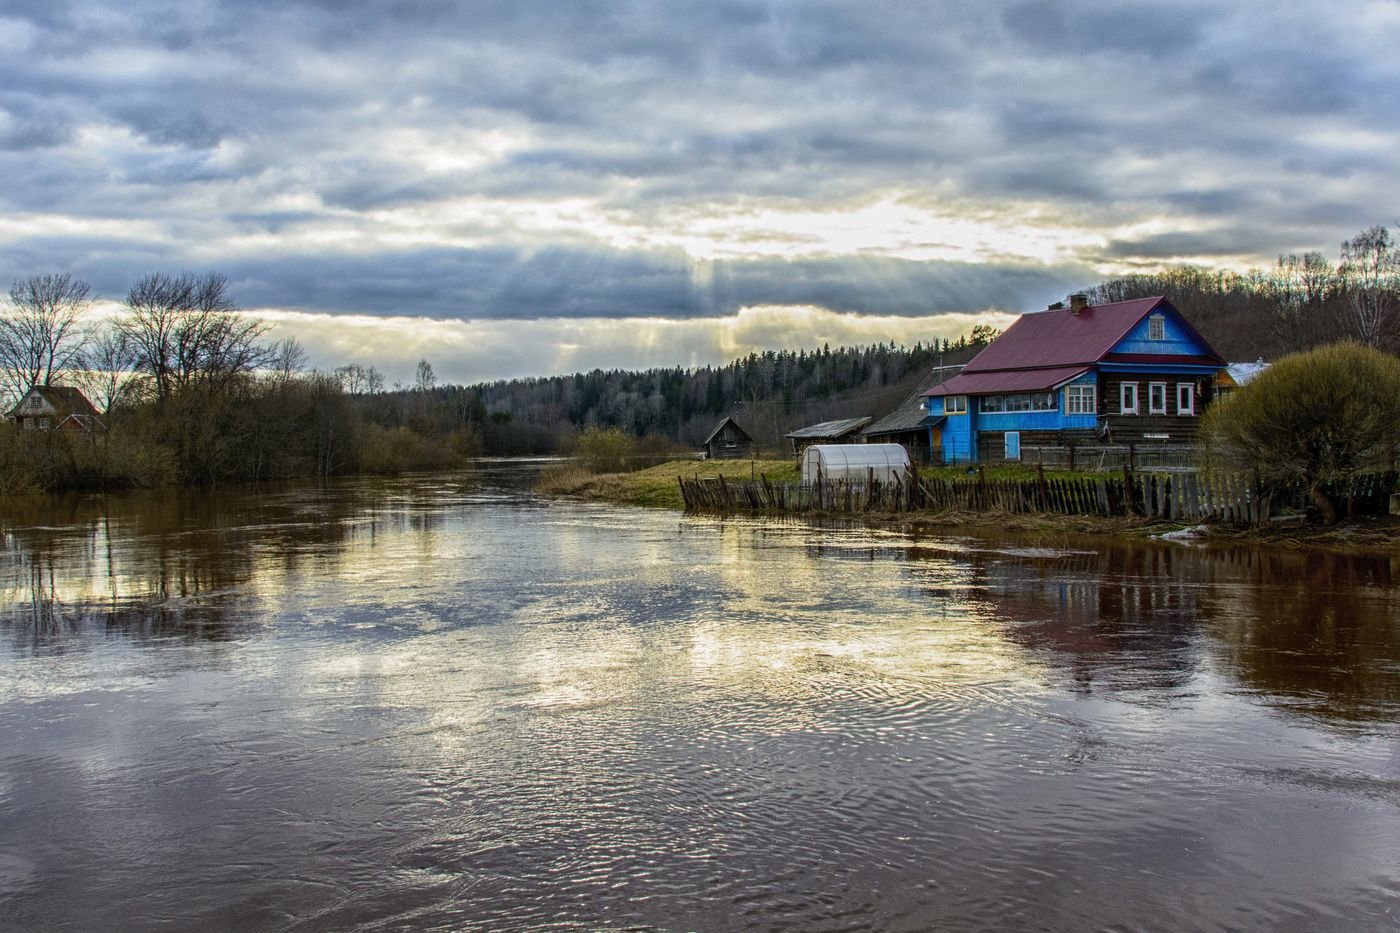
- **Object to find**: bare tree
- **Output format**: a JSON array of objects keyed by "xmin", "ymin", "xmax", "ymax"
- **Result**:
[
  {"xmin": 415, "ymin": 358, "xmax": 436, "ymax": 392},
  {"xmin": 267, "ymin": 337, "xmax": 309, "ymax": 383},
  {"xmin": 117, "ymin": 272, "xmax": 271, "ymax": 401},
  {"xmin": 1339, "ymin": 225, "xmax": 1399, "ymax": 348},
  {"xmin": 334, "ymin": 363, "xmax": 384, "ymax": 395},
  {"xmin": 0, "ymin": 273, "xmax": 93, "ymax": 402},
  {"xmin": 78, "ymin": 325, "xmax": 141, "ymax": 414}
]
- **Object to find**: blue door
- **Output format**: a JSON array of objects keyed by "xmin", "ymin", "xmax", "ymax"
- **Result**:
[{"xmin": 1004, "ymin": 431, "xmax": 1020, "ymax": 461}]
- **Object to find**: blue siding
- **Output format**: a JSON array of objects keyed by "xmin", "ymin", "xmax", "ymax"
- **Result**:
[
  {"xmin": 1112, "ymin": 308, "xmax": 1211, "ymax": 357},
  {"xmin": 940, "ymin": 413, "xmax": 975, "ymax": 463}
]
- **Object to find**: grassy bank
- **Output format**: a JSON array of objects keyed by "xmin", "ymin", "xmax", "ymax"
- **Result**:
[{"xmin": 536, "ymin": 458, "xmax": 798, "ymax": 509}]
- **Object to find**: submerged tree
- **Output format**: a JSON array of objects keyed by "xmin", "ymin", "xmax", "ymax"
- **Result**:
[{"xmin": 1200, "ymin": 342, "xmax": 1400, "ymax": 524}]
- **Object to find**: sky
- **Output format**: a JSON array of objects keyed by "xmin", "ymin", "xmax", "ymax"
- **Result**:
[{"xmin": 3, "ymin": 0, "xmax": 1399, "ymax": 385}]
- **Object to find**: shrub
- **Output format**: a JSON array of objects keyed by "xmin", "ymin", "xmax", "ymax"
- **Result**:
[
  {"xmin": 1200, "ymin": 342, "xmax": 1400, "ymax": 523},
  {"xmin": 574, "ymin": 425, "xmax": 637, "ymax": 473}
]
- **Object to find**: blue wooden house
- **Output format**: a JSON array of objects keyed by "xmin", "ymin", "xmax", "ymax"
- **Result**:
[{"xmin": 921, "ymin": 295, "xmax": 1226, "ymax": 464}]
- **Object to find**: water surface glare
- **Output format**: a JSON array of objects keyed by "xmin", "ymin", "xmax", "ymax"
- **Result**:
[{"xmin": 2, "ymin": 465, "xmax": 1398, "ymax": 930}]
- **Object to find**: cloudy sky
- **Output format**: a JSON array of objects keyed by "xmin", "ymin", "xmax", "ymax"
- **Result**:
[{"xmin": 3, "ymin": 1, "xmax": 1398, "ymax": 384}]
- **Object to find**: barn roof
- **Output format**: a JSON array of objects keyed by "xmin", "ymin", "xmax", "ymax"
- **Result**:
[
  {"xmin": 702, "ymin": 415, "xmax": 753, "ymax": 446},
  {"xmin": 785, "ymin": 416, "xmax": 871, "ymax": 440}
]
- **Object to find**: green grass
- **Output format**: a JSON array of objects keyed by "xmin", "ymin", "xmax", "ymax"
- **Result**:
[{"xmin": 537, "ymin": 458, "xmax": 798, "ymax": 509}]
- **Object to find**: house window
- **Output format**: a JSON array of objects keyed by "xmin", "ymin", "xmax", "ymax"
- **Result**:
[
  {"xmin": 1120, "ymin": 382, "xmax": 1139, "ymax": 414},
  {"xmin": 980, "ymin": 392, "xmax": 1057, "ymax": 413},
  {"xmin": 1065, "ymin": 384, "xmax": 1096, "ymax": 415},
  {"xmin": 1149, "ymin": 382, "xmax": 1167, "ymax": 414},
  {"xmin": 1176, "ymin": 383, "xmax": 1195, "ymax": 415},
  {"xmin": 1149, "ymin": 315, "xmax": 1165, "ymax": 341},
  {"xmin": 945, "ymin": 396, "xmax": 967, "ymax": 414}
]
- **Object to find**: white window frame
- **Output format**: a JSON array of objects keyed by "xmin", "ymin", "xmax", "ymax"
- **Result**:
[
  {"xmin": 945, "ymin": 395, "xmax": 967, "ymax": 415},
  {"xmin": 1149, "ymin": 382, "xmax": 1167, "ymax": 414},
  {"xmin": 1120, "ymin": 382, "xmax": 1139, "ymax": 415},
  {"xmin": 1148, "ymin": 315, "xmax": 1165, "ymax": 341},
  {"xmin": 1065, "ymin": 383, "xmax": 1096, "ymax": 415},
  {"xmin": 1176, "ymin": 382, "xmax": 1195, "ymax": 416}
]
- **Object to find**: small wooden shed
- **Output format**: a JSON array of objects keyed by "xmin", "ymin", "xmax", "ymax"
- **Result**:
[
  {"xmin": 702, "ymin": 416, "xmax": 754, "ymax": 460},
  {"xmin": 785, "ymin": 416, "xmax": 872, "ymax": 458}
]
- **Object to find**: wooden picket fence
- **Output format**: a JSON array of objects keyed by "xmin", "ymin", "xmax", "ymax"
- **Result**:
[{"xmin": 680, "ymin": 467, "xmax": 1398, "ymax": 525}]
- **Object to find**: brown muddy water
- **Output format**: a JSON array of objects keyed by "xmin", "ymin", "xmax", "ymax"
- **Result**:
[{"xmin": 1, "ymin": 462, "xmax": 1398, "ymax": 931}]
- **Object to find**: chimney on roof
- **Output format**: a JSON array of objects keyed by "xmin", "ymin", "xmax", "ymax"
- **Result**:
[{"xmin": 1068, "ymin": 293, "xmax": 1088, "ymax": 315}]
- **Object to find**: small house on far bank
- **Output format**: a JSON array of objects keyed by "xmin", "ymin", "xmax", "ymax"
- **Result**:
[
  {"xmin": 785, "ymin": 417, "xmax": 871, "ymax": 458},
  {"xmin": 701, "ymin": 416, "xmax": 755, "ymax": 460},
  {"xmin": 921, "ymin": 294, "xmax": 1226, "ymax": 464},
  {"xmin": 6, "ymin": 385, "xmax": 105, "ymax": 433}
]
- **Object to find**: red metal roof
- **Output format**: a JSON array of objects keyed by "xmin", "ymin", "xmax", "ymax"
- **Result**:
[
  {"xmin": 921, "ymin": 296, "xmax": 1225, "ymax": 398},
  {"xmin": 925, "ymin": 366, "xmax": 1090, "ymax": 397},
  {"xmin": 961, "ymin": 296, "xmax": 1170, "ymax": 373}
]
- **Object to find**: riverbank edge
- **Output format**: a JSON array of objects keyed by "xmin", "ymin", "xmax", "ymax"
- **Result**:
[{"xmin": 538, "ymin": 459, "xmax": 1400, "ymax": 554}]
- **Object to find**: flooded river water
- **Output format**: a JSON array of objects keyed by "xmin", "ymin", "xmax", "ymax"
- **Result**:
[{"xmin": 1, "ymin": 464, "xmax": 1398, "ymax": 931}]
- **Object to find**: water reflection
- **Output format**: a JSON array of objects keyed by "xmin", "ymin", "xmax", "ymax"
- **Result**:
[{"xmin": 1, "ymin": 471, "xmax": 1398, "ymax": 930}]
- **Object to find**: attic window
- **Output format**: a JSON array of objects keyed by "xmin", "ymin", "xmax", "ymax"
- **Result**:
[{"xmin": 1148, "ymin": 315, "xmax": 1165, "ymax": 341}]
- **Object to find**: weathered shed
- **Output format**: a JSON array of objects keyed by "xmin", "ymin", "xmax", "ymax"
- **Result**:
[
  {"xmin": 801, "ymin": 443, "xmax": 910, "ymax": 485},
  {"xmin": 785, "ymin": 416, "xmax": 871, "ymax": 457},
  {"xmin": 702, "ymin": 416, "xmax": 754, "ymax": 460}
]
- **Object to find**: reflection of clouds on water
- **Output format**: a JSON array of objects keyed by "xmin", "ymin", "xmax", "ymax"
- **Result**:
[{"xmin": 1, "ymin": 475, "xmax": 1399, "ymax": 930}]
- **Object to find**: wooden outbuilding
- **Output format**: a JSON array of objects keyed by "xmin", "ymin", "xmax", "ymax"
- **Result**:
[
  {"xmin": 785, "ymin": 416, "xmax": 871, "ymax": 458},
  {"xmin": 702, "ymin": 416, "xmax": 754, "ymax": 460}
]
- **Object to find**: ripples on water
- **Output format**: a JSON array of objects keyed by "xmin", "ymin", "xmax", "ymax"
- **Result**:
[{"xmin": 1, "ymin": 465, "xmax": 1398, "ymax": 931}]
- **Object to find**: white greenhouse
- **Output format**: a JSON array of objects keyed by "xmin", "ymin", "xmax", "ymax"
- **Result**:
[{"xmin": 800, "ymin": 444, "xmax": 911, "ymax": 485}]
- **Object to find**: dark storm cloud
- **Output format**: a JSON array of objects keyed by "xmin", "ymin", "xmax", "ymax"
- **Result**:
[
  {"xmin": 203, "ymin": 247, "xmax": 1088, "ymax": 320},
  {"xmin": 0, "ymin": 0, "xmax": 1397, "ymax": 332}
]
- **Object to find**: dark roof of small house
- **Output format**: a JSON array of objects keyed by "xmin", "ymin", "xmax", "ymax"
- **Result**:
[
  {"xmin": 923, "ymin": 296, "xmax": 1224, "ymax": 397},
  {"xmin": 702, "ymin": 416, "xmax": 753, "ymax": 446},
  {"xmin": 785, "ymin": 416, "xmax": 871, "ymax": 440},
  {"xmin": 7, "ymin": 385, "xmax": 101, "ymax": 419},
  {"xmin": 862, "ymin": 406, "xmax": 934, "ymax": 436},
  {"xmin": 863, "ymin": 364, "xmax": 962, "ymax": 436}
]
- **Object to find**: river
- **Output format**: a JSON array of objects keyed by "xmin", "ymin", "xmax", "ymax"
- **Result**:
[{"xmin": 1, "ymin": 463, "xmax": 1397, "ymax": 931}]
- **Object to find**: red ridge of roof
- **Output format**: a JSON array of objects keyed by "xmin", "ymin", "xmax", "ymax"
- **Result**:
[{"xmin": 961, "ymin": 296, "xmax": 1170, "ymax": 373}]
